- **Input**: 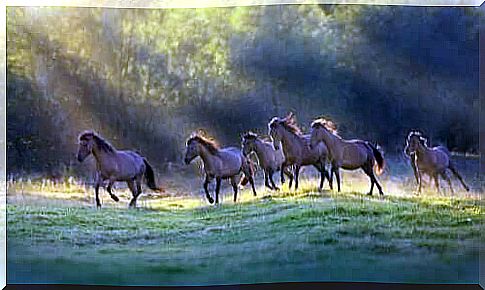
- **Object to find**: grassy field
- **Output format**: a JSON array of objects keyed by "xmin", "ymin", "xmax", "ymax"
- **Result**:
[{"xmin": 6, "ymin": 157, "xmax": 484, "ymax": 285}]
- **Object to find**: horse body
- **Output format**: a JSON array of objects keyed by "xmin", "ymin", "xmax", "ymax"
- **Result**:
[
  {"xmin": 406, "ymin": 131, "xmax": 469, "ymax": 194},
  {"xmin": 310, "ymin": 119, "xmax": 385, "ymax": 195},
  {"xmin": 241, "ymin": 132, "xmax": 292, "ymax": 190},
  {"xmin": 268, "ymin": 113, "xmax": 331, "ymax": 191},
  {"xmin": 185, "ymin": 134, "xmax": 256, "ymax": 204},
  {"xmin": 201, "ymin": 147, "xmax": 244, "ymax": 178},
  {"xmin": 77, "ymin": 130, "xmax": 161, "ymax": 208}
]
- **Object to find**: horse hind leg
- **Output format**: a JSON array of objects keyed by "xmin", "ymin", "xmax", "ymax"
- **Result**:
[
  {"xmin": 242, "ymin": 163, "xmax": 257, "ymax": 196},
  {"xmin": 433, "ymin": 174, "xmax": 441, "ymax": 195},
  {"xmin": 363, "ymin": 165, "xmax": 383, "ymax": 196},
  {"xmin": 127, "ymin": 179, "xmax": 139, "ymax": 208},
  {"xmin": 441, "ymin": 171, "xmax": 454, "ymax": 195}
]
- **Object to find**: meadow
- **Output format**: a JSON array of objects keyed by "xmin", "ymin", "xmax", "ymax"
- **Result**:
[{"xmin": 6, "ymin": 157, "xmax": 483, "ymax": 285}]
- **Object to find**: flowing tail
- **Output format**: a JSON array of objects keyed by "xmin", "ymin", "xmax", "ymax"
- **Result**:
[
  {"xmin": 366, "ymin": 142, "xmax": 385, "ymax": 176},
  {"xmin": 449, "ymin": 163, "xmax": 470, "ymax": 191},
  {"xmin": 143, "ymin": 158, "xmax": 163, "ymax": 192}
]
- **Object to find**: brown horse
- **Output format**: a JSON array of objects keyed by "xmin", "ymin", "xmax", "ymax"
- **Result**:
[
  {"xmin": 241, "ymin": 131, "xmax": 293, "ymax": 190},
  {"xmin": 405, "ymin": 131, "xmax": 469, "ymax": 194},
  {"xmin": 404, "ymin": 137, "xmax": 431, "ymax": 187},
  {"xmin": 268, "ymin": 113, "xmax": 332, "ymax": 191},
  {"xmin": 310, "ymin": 118, "xmax": 385, "ymax": 195},
  {"xmin": 184, "ymin": 132, "xmax": 256, "ymax": 204},
  {"xmin": 77, "ymin": 130, "xmax": 162, "ymax": 208}
]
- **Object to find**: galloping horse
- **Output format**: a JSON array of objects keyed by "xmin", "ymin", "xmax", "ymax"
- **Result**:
[
  {"xmin": 184, "ymin": 132, "xmax": 257, "ymax": 204},
  {"xmin": 241, "ymin": 131, "xmax": 293, "ymax": 191},
  {"xmin": 404, "ymin": 137, "xmax": 431, "ymax": 186},
  {"xmin": 77, "ymin": 130, "xmax": 162, "ymax": 208},
  {"xmin": 268, "ymin": 113, "xmax": 331, "ymax": 191},
  {"xmin": 405, "ymin": 131, "xmax": 469, "ymax": 194},
  {"xmin": 310, "ymin": 118, "xmax": 385, "ymax": 195}
]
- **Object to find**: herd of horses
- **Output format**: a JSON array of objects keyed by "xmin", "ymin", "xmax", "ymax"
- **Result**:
[{"xmin": 77, "ymin": 112, "xmax": 470, "ymax": 208}]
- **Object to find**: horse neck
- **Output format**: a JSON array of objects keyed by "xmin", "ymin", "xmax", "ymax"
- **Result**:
[
  {"xmin": 253, "ymin": 139, "xmax": 275, "ymax": 165},
  {"xmin": 253, "ymin": 139, "xmax": 268, "ymax": 158},
  {"xmin": 414, "ymin": 142, "xmax": 429, "ymax": 157},
  {"xmin": 197, "ymin": 144, "xmax": 218, "ymax": 171},
  {"xmin": 319, "ymin": 129, "xmax": 342, "ymax": 154},
  {"xmin": 280, "ymin": 129, "xmax": 305, "ymax": 153},
  {"xmin": 91, "ymin": 145, "xmax": 117, "ymax": 169}
]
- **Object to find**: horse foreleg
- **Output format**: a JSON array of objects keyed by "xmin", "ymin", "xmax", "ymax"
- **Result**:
[
  {"xmin": 215, "ymin": 177, "xmax": 222, "ymax": 204},
  {"xmin": 249, "ymin": 175, "xmax": 257, "ymax": 196},
  {"xmin": 269, "ymin": 169, "xmax": 279, "ymax": 191},
  {"xmin": 106, "ymin": 180, "xmax": 119, "ymax": 202},
  {"xmin": 203, "ymin": 175, "xmax": 214, "ymax": 204},
  {"xmin": 283, "ymin": 166, "xmax": 294, "ymax": 189},
  {"xmin": 94, "ymin": 173, "xmax": 102, "ymax": 208},
  {"xmin": 417, "ymin": 169, "xmax": 422, "ymax": 194},
  {"xmin": 294, "ymin": 165, "xmax": 301, "ymax": 191},
  {"xmin": 230, "ymin": 176, "xmax": 238, "ymax": 202},
  {"xmin": 333, "ymin": 166, "xmax": 341, "ymax": 192},
  {"xmin": 264, "ymin": 170, "xmax": 273, "ymax": 190},
  {"xmin": 280, "ymin": 162, "xmax": 287, "ymax": 184},
  {"xmin": 324, "ymin": 165, "xmax": 332, "ymax": 191}
]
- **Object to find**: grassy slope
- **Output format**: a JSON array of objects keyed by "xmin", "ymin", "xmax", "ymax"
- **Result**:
[{"xmin": 7, "ymin": 178, "xmax": 483, "ymax": 285}]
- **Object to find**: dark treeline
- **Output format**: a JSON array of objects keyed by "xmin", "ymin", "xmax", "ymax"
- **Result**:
[{"xmin": 6, "ymin": 5, "xmax": 480, "ymax": 176}]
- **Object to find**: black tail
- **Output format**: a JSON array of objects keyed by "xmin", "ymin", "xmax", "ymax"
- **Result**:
[
  {"xmin": 366, "ymin": 142, "xmax": 385, "ymax": 175},
  {"xmin": 143, "ymin": 158, "xmax": 162, "ymax": 192},
  {"xmin": 449, "ymin": 163, "xmax": 470, "ymax": 191}
]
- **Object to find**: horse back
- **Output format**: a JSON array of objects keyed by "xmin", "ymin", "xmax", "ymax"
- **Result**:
[
  {"xmin": 115, "ymin": 150, "xmax": 145, "ymax": 175},
  {"xmin": 215, "ymin": 147, "xmax": 244, "ymax": 176}
]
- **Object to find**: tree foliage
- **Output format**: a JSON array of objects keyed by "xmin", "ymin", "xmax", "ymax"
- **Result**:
[{"xmin": 6, "ymin": 5, "xmax": 480, "ymax": 175}]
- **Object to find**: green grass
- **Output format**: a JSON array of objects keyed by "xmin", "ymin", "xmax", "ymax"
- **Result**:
[{"xmin": 7, "ymin": 180, "xmax": 483, "ymax": 285}]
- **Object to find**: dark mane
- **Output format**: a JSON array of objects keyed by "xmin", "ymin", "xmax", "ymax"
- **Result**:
[
  {"xmin": 242, "ymin": 131, "xmax": 258, "ymax": 140},
  {"xmin": 311, "ymin": 118, "xmax": 338, "ymax": 135},
  {"xmin": 407, "ymin": 130, "xmax": 428, "ymax": 147},
  {"xmin": 79, "ymin": 130, "xmax": 116, "ymax": 153},
  {"xmin": 270, "ymin": 116, "xmax": 302, "ymax": 135},
  {"xmin": 187, "ymin": 134, "xmax": 220, "ymax": 155}
]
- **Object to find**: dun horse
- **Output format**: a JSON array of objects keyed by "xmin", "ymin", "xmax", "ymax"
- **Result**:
[
  {"xmin": 241, "ymin": 131, "xmax": 293, "ymax": 190},
  {"xmin": 77, "ymin": 130, "xmax": 162, "ymax": 208},
  {"xmin": 405, "ymin": 131, "xmax": 469, "ymax": 194},
  {"xmin": 310, "ymin": 118, "xmax": 385, "ymax": 195},
  {"xmin": 268, "ymin": 113, "xmax": 331, "ymax": 191},
  {"xmin": 404, "ymin": 139, "xmax": 431, "ymax": 186},
  {"xmin": 184, "ymin": 132, "xmax": 257, "ymax": 204}
]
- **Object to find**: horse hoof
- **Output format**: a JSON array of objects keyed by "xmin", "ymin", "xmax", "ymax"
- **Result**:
[
  {"xmin": 273, "ymin": 187, "xmax": 280, "ymax": 191},
  {"xmin": 367, "ymin": 192, "xmax": 373, "ymax": 196}
]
